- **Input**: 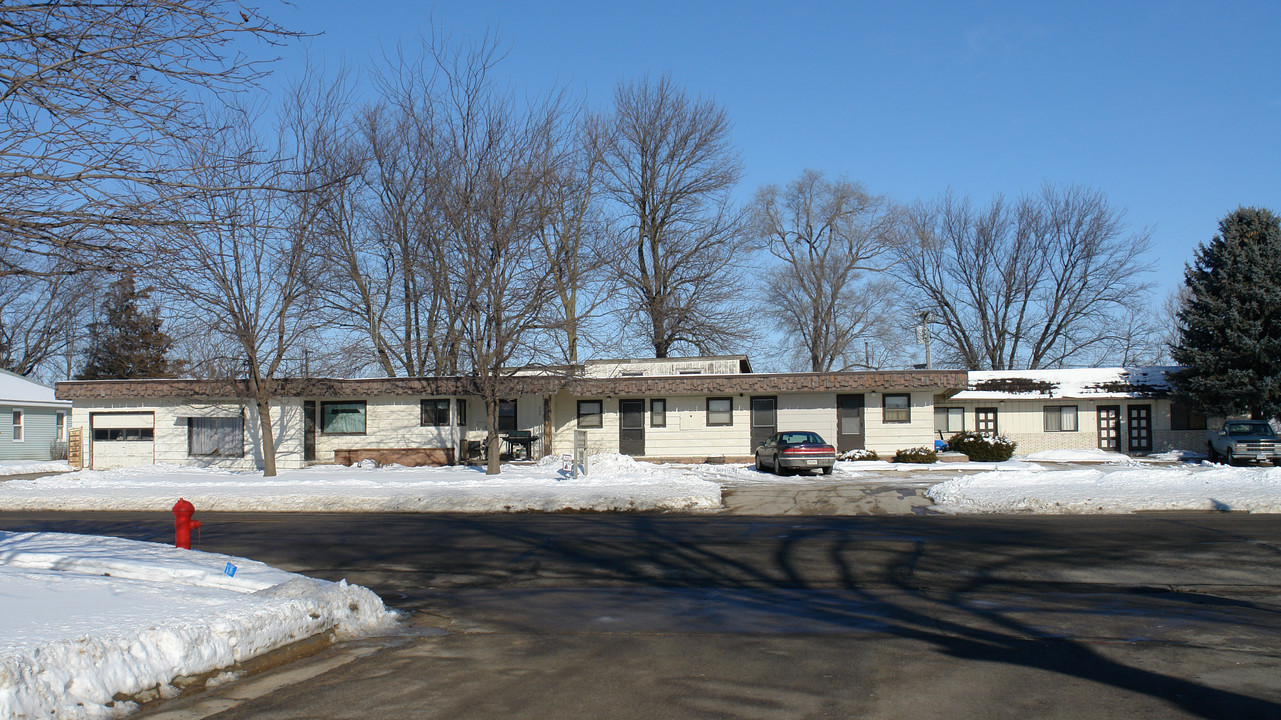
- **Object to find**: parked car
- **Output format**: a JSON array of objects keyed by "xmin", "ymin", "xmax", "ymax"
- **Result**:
[
  {"xmin": 754, "ymin": 431, "xmax": 836, "ymax": 476},
  {"xmin": 1207, "ymin": 421, "xmax": 1281, "ymax": 465}
]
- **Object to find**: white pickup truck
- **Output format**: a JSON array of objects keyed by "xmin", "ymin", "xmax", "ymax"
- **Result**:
[{"xmin": 1206, "ymin": 421, "xmax": 1281, "ymax": 465}]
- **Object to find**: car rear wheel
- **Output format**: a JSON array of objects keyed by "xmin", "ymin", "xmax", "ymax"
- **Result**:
[
  {"xmin": 1207, "ymin": 442, "xmax": 1219, "ymax": 463},
  {"xmin": 775, "ymin": 455, "xmax": 792, "ymax": 476},
  {"xmin": 754, "ymin": 454, "xmax": 764, "ymax": 472},
  {"xmin": 822, "ymin": 465, "xmax": 834, "ymax": 475}
]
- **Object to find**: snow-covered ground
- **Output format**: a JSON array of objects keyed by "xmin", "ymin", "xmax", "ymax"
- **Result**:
[
  {"xmin": 0, "ymin": 531, "xmax": 397, "ymax": 720},
  {"xmin": 0, "ymin": 459, "xmax": 72, "ymax": 476},
  {"xmin": 0, "ymin": 454, "xmax": 721, "ymax": 513},
  {"xmin": 0, "ymin": 451, "xmax": 1276, "ymax": 515},
  {"xmin": 926, "ymin": 462, "xmax": 1281, "ymax": 513}
]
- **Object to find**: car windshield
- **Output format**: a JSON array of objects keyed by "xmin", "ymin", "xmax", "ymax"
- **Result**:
[
  {"xmin": 1227, "ymin": 422, "xmax": 1276, "ymax": 436},
  {"xmin": 780, "ymin": 432, "xmax": 825, "ymax": 445}
]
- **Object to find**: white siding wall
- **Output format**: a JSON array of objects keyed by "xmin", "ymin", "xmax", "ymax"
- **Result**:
[
  {"xmin": 312, "ymin": 396, "xmax": 459, "ymax": 462},
  {"xmin": 939, "ymin": 398, "xmax": 1202, "ymax": 455},
  {"xmin": 74, "ymin": 400, "xmax": 301, "ymax": 471},
  {"xmin": 863, "ymin": 390, "xmax": 936, "ymax": 455}
]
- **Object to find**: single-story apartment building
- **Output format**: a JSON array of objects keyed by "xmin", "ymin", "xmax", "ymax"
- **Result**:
[
  {"xmin": 0, "ymin": 368, "xmax": 72, "ymax": 462},
  {"xmin": 55, "ymin": 356, "xmax": 965, "ymax": 470},
  {"xmin": 938, "ymin": 367, "xmax": 1204, "ymax": 455},
  {"xmin": 53, "ymin": 359, "xmax": 1212, "ymax": 471}
]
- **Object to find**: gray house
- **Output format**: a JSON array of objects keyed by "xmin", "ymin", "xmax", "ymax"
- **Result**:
[{"xmin": 0, "ymin": 369, "xmax": 71, "ymax": 462}]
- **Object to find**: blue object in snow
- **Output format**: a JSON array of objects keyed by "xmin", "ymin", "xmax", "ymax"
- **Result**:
[{"xmin": 223, "ymin": 562, "xmax": 237, "ymax": 577}]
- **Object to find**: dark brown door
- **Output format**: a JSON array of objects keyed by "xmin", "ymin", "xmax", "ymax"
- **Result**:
[
  {"xmin": 303, "ymin": 401, "xmax": 316, "ymax": 462},
  {"xmin": 619, "ymin": 400, "xmax": 645, "ymax": 456},
  {"xmin": 1097, "ymin": 405, "xmax": 1120, "ymax": 451},
  {"xmin": 836, "ymin": 394, "xmax": 864, "ymax": 452},
  {"xmin": 751, "ymin": 397, "xmax": 777, "ymax": 452},
  {"xmin": 976, "ymin": 407, "xmax": 999, "ymax": 435},
  {"xmin": 1128, "ymin": 404, "xmax": 1152, "ymax": 454}
]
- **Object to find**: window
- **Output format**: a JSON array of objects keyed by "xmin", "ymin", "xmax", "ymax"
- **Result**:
[
  {"xmin": 321, "ymin": 401, "xmax": 366, "ymax": 434},
  {"xmin": 420, "ymin": 399, "xmax": 450, "ymax": 427},
  {"xmin": 621, "ymin": 371, "xmax": 645, "ymax": 377},
  {"xmin": 976, "ymin": 408, "xmax": 999, "ymax": 435},
  {"xmin": 882, "ymin": 394, "xmax": 911, "ymax": 424},
  {"xmin": 651, "ymin": 398, "xmax": 667, "ymax": 428},
  {"xmin": 1044, "ymin": 405, "xmax": 1078, "ymax": 433},
  {"xmin": 456, "ymin": 398, "xmax": 468, "ymax": 427},
  {"xmin": 707, "ymin": 397, "xmax": 733, "ymax": 426},
  {"xmin": 1169, "ymin": 403, "xmax": 1207, "ymax": 431},
  {"xmin": 11, "ymin": 410, "xmax": 22, "ymax": 442},
  {"xmin": 188, "ymin": 417, "xmax": 244, "ymax": 457},
  {"xmin": 498, "ymin": 399, "xmax": 517, "ymax": 433},
  {"xmin": 55, "ymin": 412, "xmax": 65, "ymax": 442},
  {"xmin": 935, "ymin": 406, "xmax": 964, "ymax": 433},
  {"xmin": 93, "ymin": 428, "xmax": 154, "ymax": 441},
  {"xmin": 577, "ymin": 400, "xmax": 603, "ymax": 429},
  {"xmin": 679, "ymin": 369, "xmax": 703, "ymax": 375}
]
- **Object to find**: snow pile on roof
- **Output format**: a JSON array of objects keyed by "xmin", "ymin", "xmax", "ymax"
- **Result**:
[
  {"xmin": 926, "ymin": 463, "xmax": 1281, "ymax": 513},
  {"xmin": 953, "ymin": 366, "xmax": 1176, "ymax": 400},
  {"xmin": 0, "ymin": 368, "xmax": 67, "ymax": 407},
  {"xmin": 0, "ymin": 531, "xmax": 396, "ymax": 719},
  {"xmin": 0, "ymin": 454, "xmax": 722, "ymax": 513}
]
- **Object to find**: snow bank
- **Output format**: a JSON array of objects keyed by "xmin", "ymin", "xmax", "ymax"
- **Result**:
[
  {"xmin": 0, "ymin": 460, "xmax": 71, "ymax": 476},
  {"xmin": 0, "ymin": 454, "xmax": 722, "ymax": 513},
  {"xmin": 926, "ymin": 464, "xmax": 1281, "ymax": 513},
  {"xmin": 1019, "ymin": 448, "xmax": 1134, "ymax": 463},
  {"xmin": 0, "ymin": 531, "xmax": 397, "ymax": 720}
]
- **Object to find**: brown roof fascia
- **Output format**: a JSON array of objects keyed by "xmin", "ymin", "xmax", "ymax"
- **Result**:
[{"xmin": 56, "ymin": 370, "xmax": 967, "ymax": 401}]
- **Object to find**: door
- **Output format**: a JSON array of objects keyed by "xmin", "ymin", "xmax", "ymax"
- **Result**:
[
  {"xmin": 976, "ymin": 407, "xmax": 999, "ymax": 435},
  {"xmin": 1097, "ymin": 405, "xmax": 1120, "ymax": 451},
  {"xmin": 836, "ymin": 394, "xmax": 865, "ymax": 453},
  {"xmin": 619, "ymin": 400, "xmax": 645, "ymax": 456},
  {"xmin": 303, "ymin": 401, "xmax": 316, "ymax": 462},
  {"xmin": 751, "ymin": 397, "xmax": 777, "ymax": 452},
  {"xmin": 1127, "ymin": 404, "xmax": 1152, "ymax": 454}
]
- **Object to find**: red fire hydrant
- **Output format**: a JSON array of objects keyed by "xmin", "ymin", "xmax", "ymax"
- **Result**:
[{"xmin": 172, "ymin": 498, "xmax": 202, "ymax": 550}]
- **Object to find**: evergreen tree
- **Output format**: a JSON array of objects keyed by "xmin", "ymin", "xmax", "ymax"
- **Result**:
[
  {"xmin": 1171, "ymin": 207, "xmax": 1281, "ymax": 420},
  {"xmin": 77, "ymin": 275, "xmax": 183, "ymax": 380}
]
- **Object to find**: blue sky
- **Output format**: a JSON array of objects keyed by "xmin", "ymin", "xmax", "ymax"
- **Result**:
[{"xmin": 268, "ymin": 1, "xmax": 1280, "ymax": 300}]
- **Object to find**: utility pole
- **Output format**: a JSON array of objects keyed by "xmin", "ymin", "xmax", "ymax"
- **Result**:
[{"xmin": 920, "ymin": 310, "xmax": 932, "ymax": 370}]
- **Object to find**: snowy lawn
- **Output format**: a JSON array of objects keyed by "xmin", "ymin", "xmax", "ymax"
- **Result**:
[
  {"xmin": 926, "ymin": 462, "xmax": 1281, "ymax": 513},
  {"xmin": 0, "ymin": 531, "xmax": 396, "ymax": 720},
  {"xmin": 0, "ymin": 454, "xmax": 722, "ymax": 513},
  {"xmin": 0, "ymin": 459, "xmax": 72, "ymax": 476}
]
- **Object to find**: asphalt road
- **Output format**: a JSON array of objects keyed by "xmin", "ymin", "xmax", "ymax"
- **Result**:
[{"xmin": 4, "ymin": 511, "xmax": 1281, "ymax": 719}]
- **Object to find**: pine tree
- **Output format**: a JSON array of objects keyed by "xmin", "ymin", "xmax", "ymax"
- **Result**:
[
  {"xmin": 77, "ymin": 275, "xmax": 184, "ymax": 380},
  {"xmin": 1171, "ymin": 207, "xmax": 1281, "ymax": 420}
]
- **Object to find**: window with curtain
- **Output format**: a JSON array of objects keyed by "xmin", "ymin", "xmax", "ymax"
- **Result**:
[
  {"xmin": 651, "ymin": 399, "xmax": 666, "ymax": 428},
  {"xmin": 321, "ymin": 401, "xmax": 366, "ymax": 434},
  {"xmin": 577, "ymin": 400, "xmax": 603, "ymax": 428},
  {"xmin": 882, "ymin": 394, "xmax": 911, "ymax": 423},
  {"xmin": 11, "ymin": 410, "xmax": 22, "ymax": 441},
  {"xmin": 706, "ymin": 397, "xmax": 733, "ymax": 426},
  {"xmin": 187, "ymin": 417, "xmax": 243, "ymax": 457},
  {"xmin": 1043, "ymin": 405, "xmax": 1078, "ymax": 432},
  {"xmin": 457, "ymin": 398, "xmax": 468, "ymax": 427}
]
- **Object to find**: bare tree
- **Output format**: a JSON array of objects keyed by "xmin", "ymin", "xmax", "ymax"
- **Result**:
[
  {"xmin": 427, "ymin": 33, "xmax": 569, "ymax": 474},
  {"xmin": 750, "ymin": 170, "xmax": 902, "ymax": 371},
  {"xmin": 899, "ymin": 184, "xmax": 1154, "ymax": 370},
  {"xmin": 593, "ymin": 74, "xmax": 752, "ymax": 358},
  {"xmin": 152, "ymin": 104, "xmax": 322, "ymax": 476},
  {"xmin": 0, "ymin": 268, "xmax": 89, "ymax": 378},
  {"xmin": 536, "ymin": 120, "xmax": 609, "ymax": 365},
  {"xmin": 307, "ymin": 54, "xmax": 470, "ymax": 377},
  {"xmin": 0, "ymin": 1, "xmax": 297, "ymax": 277}
]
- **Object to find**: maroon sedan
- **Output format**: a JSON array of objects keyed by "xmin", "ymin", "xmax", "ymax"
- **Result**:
[{"xmin": 754, "ymin": 431, "xmax": 837, "ymax": 476}]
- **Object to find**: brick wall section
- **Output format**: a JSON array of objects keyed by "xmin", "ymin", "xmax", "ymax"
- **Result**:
[{"xmin": 57, "ymin": 370, "xmax": 968, "ymax": 401}]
